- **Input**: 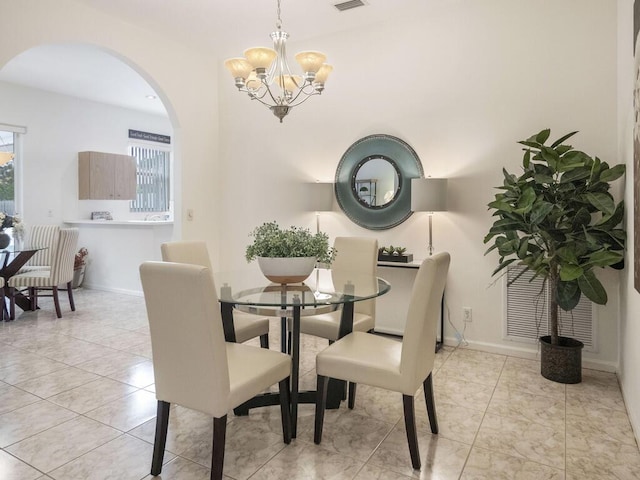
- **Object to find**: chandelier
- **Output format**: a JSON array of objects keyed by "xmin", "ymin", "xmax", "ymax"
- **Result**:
[{"xmin": 224, "ymin": 0, "xmax": 332, "ymax": 123}]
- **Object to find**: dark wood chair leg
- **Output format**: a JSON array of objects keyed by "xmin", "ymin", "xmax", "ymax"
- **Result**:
[
  {"xmin": 314, "ymin": 375, "xmax": 329, "ymax": 444},
  {"xmin": 0, "ymin": 285, "xmax": 4, "ymax": 321},
  {"xmin": 278, "ymin": 377, "xmax": 292, "ymax": 444},
  {"xmin": 151, "ymin": 400, "xmax": 170, "ymax": 475},
  {"xmin": 403, "ymin": 394, "xmax": 421, "ymax": 470},
  {"xmin": 211, "ymin": 415, "xmax": 227, "ymax": 480},
  {"xmin": 348, "ymin": 382, "xmax": 357, "ymax": 409},
  {"xmin": 52, "ymin": 286, "xmax": 62, "ymax": 318},
  {"xmin": 9, "ymin": 287, "xmax": 15, "ymax": 320},
  {"xmin": 29, "ymin": 287, "xmax": 37, "ymax": 310},
  {"xmin": 287, "ymin": 330, "xmax": 292, "ymax": 354},
  {"xmin": 423, "ymin": 372, "xmax": 438, "ymax": 434},
  {"xmin": 67, "ymin": 282, "xmax": 76, "ymax": 311},
  {"xmin": 260, "ymin": 333, "xmax": 269, "ymax": 349}
]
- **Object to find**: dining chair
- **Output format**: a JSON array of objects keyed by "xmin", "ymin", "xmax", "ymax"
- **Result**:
[
  {"xmin": 140, "ymin": 261, "xmax": 292, "ymax": 480},
  {"xmin": 314, "ymin": 252, "xmax": 450, "ymax": 470},
  {"xmin": 20, "ymin": 224, "xmax": 60, "ymax": 272},
  {"xmin": 289, "ymin": 236, "xmax": 378, "ymax": 345},
  {"xmin": 8, "ymin": 228, "xmax": 79, "ymax": 318},
  {"xmin": 160, "ymin": 241, "xmax": 270, "ymax": 347}
]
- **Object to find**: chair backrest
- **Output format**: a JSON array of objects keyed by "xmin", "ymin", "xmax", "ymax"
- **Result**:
[
  {"xmin": 400, "ymin": 252, "xmax": 450, "ymax": 387},
  {"xmin": 140, "ymin": 261, "xmax": 230, "ymax": 418},
  {"xmin": 160, "ymin": 241, "xmax": 212, "ymax": 269},
  {"xmin": 26, "ymin": 225, "xmax": 60, "ymax": 266},
  {"xmin": 331, "ymin": 237, "xmax": 378, "ymax": 316},
  {"xmin": 50, "ymin": 228, "xmax": 79, "ymax": 284}
]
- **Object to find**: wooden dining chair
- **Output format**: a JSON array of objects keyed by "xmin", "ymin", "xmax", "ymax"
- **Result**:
[
  {"xmin": 314, "ymin": 252, "xmax": 451, "ymax": 470},
  {"xmin": 140, "ymin": 261, "xmax": 292, "ymax": 480},
  {"xmin": 8, "ymin": 228, "xmax": 78, "ymax": 318},
  {"xmin": 160, "ymin": 241, "xmax": 271, "ymax": 347}
]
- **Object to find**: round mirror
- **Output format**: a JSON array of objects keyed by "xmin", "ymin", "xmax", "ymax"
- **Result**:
[
  {"xmin": 335, "ymin": 134, "xmax": 423, "ymax": 230},
  {"xmin": 352, "ymin": 156, "xmax": 400, "ymax": 208}
]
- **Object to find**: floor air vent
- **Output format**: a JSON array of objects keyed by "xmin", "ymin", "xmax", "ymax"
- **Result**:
[
  {"xmin": 505, "ymin": 266, "xmax": 594, "ymax": 349},
  {"xmin": 333, "ymin": 0, "xmax": 366, "ymax": 12}
]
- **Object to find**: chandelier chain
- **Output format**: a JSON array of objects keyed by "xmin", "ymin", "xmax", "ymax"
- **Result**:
[{"xmin": 276, "ymin": 0, "xmax": 282, "ymax": 30}]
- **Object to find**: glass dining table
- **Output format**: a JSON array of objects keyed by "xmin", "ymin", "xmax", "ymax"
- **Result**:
[
  {"xmin": 0, "ymin": 246, "xmax": 48, "ymax": 320},
  {"xmin": 213, "ymin": 267, "xmax": 390, "ymax": 438}
]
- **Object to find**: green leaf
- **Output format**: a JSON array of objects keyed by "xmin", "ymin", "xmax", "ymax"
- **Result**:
[
  {"xmin": 535, "ymin": 129, "xmax": 551, "ymax": 144},
  {"xmin": 533, "ymin": 174, "xmax": 554, "ymax": 184},
  {"xmin": 557, "ymin": 280, "xmax": 581, "ymax": 310},
  {"xmin": 519, "ymin": 140, "xmax": 542, "ymax": 149},
  {"xmin": 560, "ymin": 167, "xmax": 590, "ymax": 183},
  {"xmin": 491, "ymin": 258, "xmax": 517, "ymax": 276},
  {"xmin": 595, "ymin": 201, "xmax": 624, "ymax": 230},
  {"xmin": 578, "ymin": 270, "xmax": 608, "ymax": 304},
  {"xmin": 584, "ymin": 192, "xmax": 615, "ymax": 216},
  {"xmin": 571, "ymin": 208, "xmax": 592, "ymax": 230},
  {"xmin": 529, "ymin": 201, "xmax": 554, "ymax": 225},
  {"xmin": 599, "ymin": 164, "xmax": 625, "ymax": 183},
  {"xmin": 584, "ymin": 250, "xmax": 624, "ymax": 268},
  {"xmin": 559, "ymin": 264, "xmax": 584, "ymax": 281},
  {"xmin": 516, "ymin": 187, "xmax": 536, "ymax": 212},
  {"xmin": 523, "ymin": 150, "xmax": 531, "ymax": 169},
  {"xmin": 550, "ymin": 131, "xmax": 578, "ymax": 148}
]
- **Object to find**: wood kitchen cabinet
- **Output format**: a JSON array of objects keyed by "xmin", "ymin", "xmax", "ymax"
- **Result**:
[{"xmin": 78, "ymin": 151, "xmax": 137, "ymax": 200}]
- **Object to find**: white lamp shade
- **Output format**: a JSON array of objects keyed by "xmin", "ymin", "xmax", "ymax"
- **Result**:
[
  {"xmin": 307, "ymin": 183, "xmax": 334, "ymax": 212},
  {"xmin": 411, "ymin": 178, "xmax": 448, "ymax": 212}
]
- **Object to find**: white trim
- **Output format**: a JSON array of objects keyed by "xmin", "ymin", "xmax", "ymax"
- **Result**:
[
  {"xmin": 0, "ymin": 123, "xmax": 27, "ymax": 134},
  {"xmin": 81, "ymin": 283, "xmax": 143, "ymax": 297},
  {"xmin": 443, "ymin": 336, "xmax": 617, "ymax": 373}
]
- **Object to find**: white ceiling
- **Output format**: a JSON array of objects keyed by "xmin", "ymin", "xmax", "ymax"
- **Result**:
[{"xmin": 0, "ymin": 0, "xmax": 424, "ymax": 115}]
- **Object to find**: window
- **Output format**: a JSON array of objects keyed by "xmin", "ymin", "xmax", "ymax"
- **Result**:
[
  {"xmin": 129, "ymin": 144, "xmax": 171, "ymax": 213},
  {"xmin": 0, "ymin": 129, "xmax": 16, "ymax": 215}
]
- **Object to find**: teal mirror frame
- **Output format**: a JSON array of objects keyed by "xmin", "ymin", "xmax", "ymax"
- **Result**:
[{"xmin": 335, "ymin": 134, "xmax": 424, "ymax": 230}]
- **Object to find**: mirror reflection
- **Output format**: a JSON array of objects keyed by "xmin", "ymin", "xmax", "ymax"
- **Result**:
[{"xmin": 352, "ymin": 156, "xmax": 400, "ymax": 208}]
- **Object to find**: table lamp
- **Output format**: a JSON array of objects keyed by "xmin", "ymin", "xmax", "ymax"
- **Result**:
[
  {"xmin": 307, "ymin": 182, "xmax": 334, "ymax": 234},
  {"xmin": 306, "ymin": 182, "xmax": 334, "ymax": 299},
  {"xmin": 411, "ymin": 177, "xmax": 448, "ymax": 256}
]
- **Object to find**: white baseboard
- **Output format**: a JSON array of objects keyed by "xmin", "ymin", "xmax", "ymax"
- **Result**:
[
  {"xmin": 443, "ymin": 336, "xmax": 618, "ymax": 373},
  {"xmin": 619, "ymin": 381, "xmax": 640, "ymax": 449},
  {"xmin": 81, "ymin": 283, "xmax": 143, "ymax": 297}
]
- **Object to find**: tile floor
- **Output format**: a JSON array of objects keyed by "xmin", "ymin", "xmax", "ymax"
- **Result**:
[{"xmin": 0, "ymin": 288, "xmax": 638, "ymax": 479}]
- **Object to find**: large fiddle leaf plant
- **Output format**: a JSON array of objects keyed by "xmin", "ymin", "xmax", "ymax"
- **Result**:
[{"xmin": 484, "ymin": 129, "xmax": 626, "ymax": 345}]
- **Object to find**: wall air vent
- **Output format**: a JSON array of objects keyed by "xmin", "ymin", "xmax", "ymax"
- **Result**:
[{"xmin": 333, "ymin": 0, "xmax": 366, "ymax": 12}]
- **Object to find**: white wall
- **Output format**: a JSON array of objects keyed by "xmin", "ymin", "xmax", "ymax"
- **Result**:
[
  {"xmin": 617, "ymin": 0, "xmax": 640, "ymax": 444},
  {"xmin": 0, "ymin": 0, "xmax": 220, "ymax": 260},
  {"xmin": 0, "ymin": 81, "xmax": 172, "ymax": 224},
  {"xmin": 218, "ymin": 0, "xmax": 621, "ymax": 368},
  {"xmin": 0, "ymin": 80, "xmax": 175, "ymax": 295}
]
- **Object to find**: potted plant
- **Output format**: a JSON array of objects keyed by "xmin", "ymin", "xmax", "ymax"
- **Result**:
[
  {"xmin": 484, "ymin": 129, "xmax": 626, "ymax": 383},
  {"xmin": 246, "ymin": 221, "xmax": 336, "ymax": 284},
  {"xmin": 73, "ymin": 247, "xmax": 89, "ymax": 288}
]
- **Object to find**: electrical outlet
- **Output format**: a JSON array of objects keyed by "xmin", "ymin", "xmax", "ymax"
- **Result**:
[
  {"xmin": 463, "ymin": 307, "xmax": 472, "ymax": 323},
  {"xmin": 186, "ymin": 209, "xmax": 194, "ymax": 221}
]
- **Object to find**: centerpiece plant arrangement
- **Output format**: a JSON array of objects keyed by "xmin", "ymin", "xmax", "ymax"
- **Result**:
[
  {"xmin": 484, "ymin": 129, "xmax": 626, "ymax": 383},
  {"xmin": 246, "ymin": 221, "xmax": 336, "ymax": 284}
]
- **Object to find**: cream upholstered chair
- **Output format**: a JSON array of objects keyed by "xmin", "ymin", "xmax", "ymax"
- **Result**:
[
  {"xmin": 289, "ymin": 236, "xmax": 378, "ymax": 344},
  {"xmin": 160, "ymin": 241, "xmax": 270, "ymax": 347},
  {"xmin": 314, "ymin": 252, "xmax": 450, "ymax": 470},
  {"xmin": 8, "ymin": 228, "xmax": 79, "ymax": 318},
  {"xmin": 140, "ymin": 261, "xmax": 292, "ymax": 480},
  {"xmin": 20, "ymin": 224, "xmax": 60, "ymax": 272}
]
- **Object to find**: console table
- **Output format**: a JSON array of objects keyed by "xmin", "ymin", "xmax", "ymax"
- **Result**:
[{"xmin": 376, "ymin": 259, "xmax": 444, "ymax": 351}]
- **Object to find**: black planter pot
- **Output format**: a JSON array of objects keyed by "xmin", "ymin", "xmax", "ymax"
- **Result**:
[{"xmin": 540, "ymin": 335, "xmax": 584, "ymax": 384}]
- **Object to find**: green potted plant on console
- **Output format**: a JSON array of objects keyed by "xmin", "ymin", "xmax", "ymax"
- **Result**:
[{"xmin": 484, "ymin": 129, "xmax": 626, "ymax": 383}]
